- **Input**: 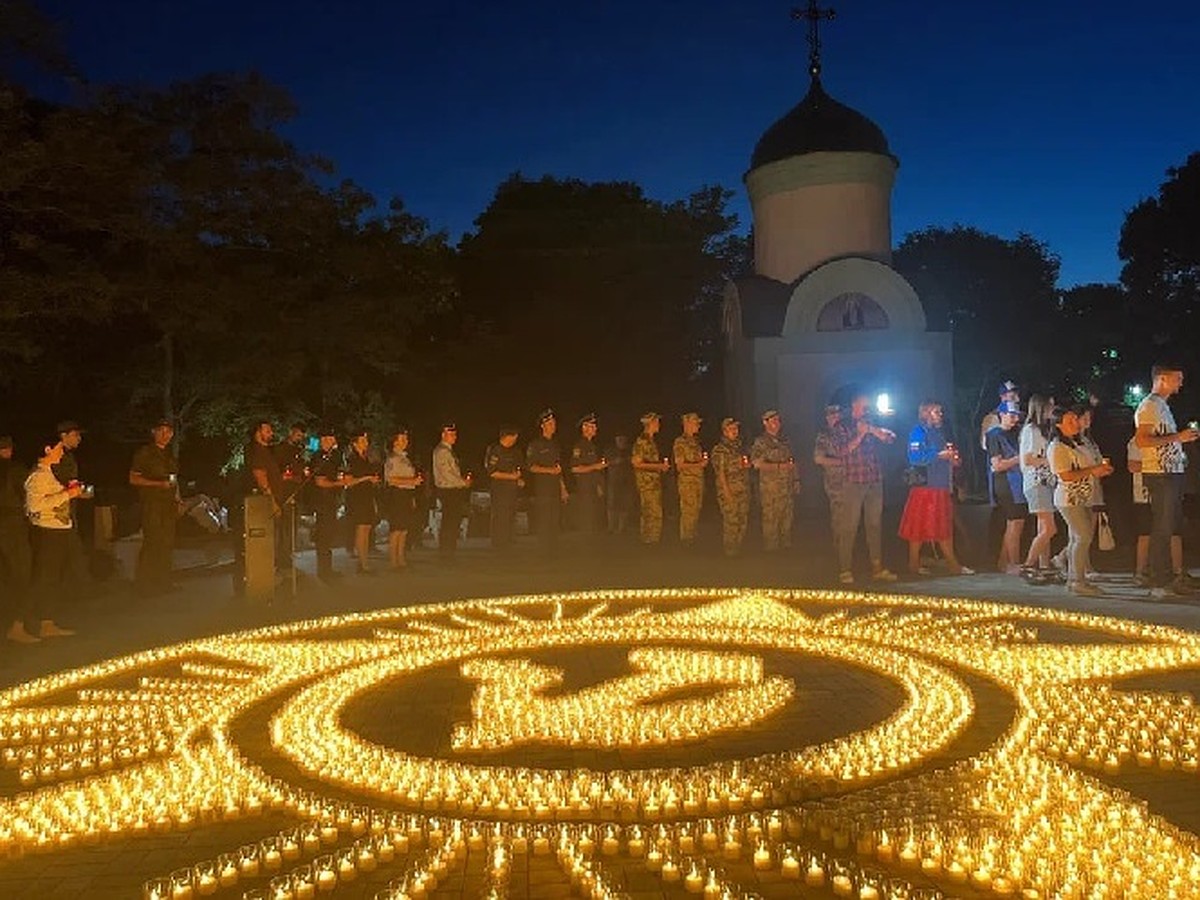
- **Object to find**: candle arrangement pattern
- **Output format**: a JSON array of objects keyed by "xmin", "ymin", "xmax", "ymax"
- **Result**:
[{"xmin": 0, "ymin": 588, "xmax": 1196, "ymax": 898}]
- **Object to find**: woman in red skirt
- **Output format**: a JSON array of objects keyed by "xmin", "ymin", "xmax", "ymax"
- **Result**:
[{"xmin": 899, "ymin": 400, "xmax": 974, "ymax": 576}]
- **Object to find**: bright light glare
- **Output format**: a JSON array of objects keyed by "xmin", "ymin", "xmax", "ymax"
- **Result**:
[{"xmin": 875, "ymin": 393, "xmax": 893, "ymax": 416}]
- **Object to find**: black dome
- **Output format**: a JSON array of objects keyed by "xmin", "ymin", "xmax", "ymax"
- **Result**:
[{"xmin": 750, "ymin": 77, "xmax": 895, "ymax": 170}]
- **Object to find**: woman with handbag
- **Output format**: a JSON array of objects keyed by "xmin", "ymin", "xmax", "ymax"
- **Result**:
[
  {"xmin": 1048, "ymin": 404, "xmax": 1114, "ymax": 597},
  {"xmin": 383, "ymin": 428, "xmax": 423, "ymax": 571},
  {"xmin": 898, "ymin": 400, "xmax": 973, "ymax": 576}
]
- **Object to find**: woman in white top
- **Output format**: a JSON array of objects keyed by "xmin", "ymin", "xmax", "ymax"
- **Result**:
[
  {"xmin": 383, "ymin": 429, "xmax": 423, "ymax": 571},
  {"xmin": 1019, "ymin": 395, "xmax": 1058, "ymax": 580},
  {"xmin": 1048, "ymin": 404, "xmax": 1113, "ymax": 597}
]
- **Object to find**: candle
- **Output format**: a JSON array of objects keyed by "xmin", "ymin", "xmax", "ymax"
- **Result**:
[
  {"xmin": 684, "ymin": 870, "xmax": 704, "ymax": 893},
  {"xmin": 832, "ymin": 874, "xmax": 853, "ymax": 896},
  {"xmin": 196, "ymin": 875, "xmax": 217, "ymax": 896},
  {"xmin": 316, "ymin": 870, "xmax": 336, "ymax": 893},
  {"xmin": 645, "ymin": 849, "xmax": 663, "ymax": 871},
  {"xmin": 661, "ymin": 861, "xmax": 680, "ymax": 882},
  {"xmin": 753, "ymin": 846, "xmax": 772, "ymax": 870},
  {"xmin": 803, "ymin": 861, "xmax": 823, "ymax": 886}
]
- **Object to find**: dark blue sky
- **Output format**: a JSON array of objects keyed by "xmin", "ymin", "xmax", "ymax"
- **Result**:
[{"xmin": 43, "ymin": 0, "xmax": 1200, "ymax": 287}]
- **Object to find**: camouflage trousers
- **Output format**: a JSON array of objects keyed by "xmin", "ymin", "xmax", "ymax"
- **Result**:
[
  {"xmin": 717, "ymin": 489, "xmax": 750, "ymax": 556},
  {"xmin": 760, "ymin": 484, "xmax": 794, "ymax": 551},
  {"xmin": 638, "ymin": 485, "xmax": 663, "ymax": 544},
  {"xmin": 677, "ymin": 477, "xmax": 704, "ymax": 544}
]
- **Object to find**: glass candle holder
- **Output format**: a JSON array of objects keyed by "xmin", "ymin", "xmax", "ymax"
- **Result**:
[{"xmin": 142, "ymin": 877, "xmax": 171, "ymax": 900}]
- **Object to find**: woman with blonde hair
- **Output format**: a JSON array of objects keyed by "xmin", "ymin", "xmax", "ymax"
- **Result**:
[
  {"xmin": 1019, "ymin": 394, "xmax": 1058, "ymax": 583},
  {"xmin": 898, "ymin": 400, "xmax": 972, "ymax": 576}
]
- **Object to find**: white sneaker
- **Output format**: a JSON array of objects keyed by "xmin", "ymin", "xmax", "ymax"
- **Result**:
[{"xmin": 838, "ymin": 571, "xmax": 855, "ymax": 585}]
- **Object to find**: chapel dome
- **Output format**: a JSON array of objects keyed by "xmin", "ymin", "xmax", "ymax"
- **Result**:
[{"xmin": 750, "ymin": 77, "xmax": 896, "ymax": 170}]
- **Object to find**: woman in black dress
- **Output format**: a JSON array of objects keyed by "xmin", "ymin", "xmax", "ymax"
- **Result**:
[
  {"xmin": 383, "ymin": 428, "xmax": 423, "ymax": 570},
  {"xmin": 344, "ymin": 429, "xmax": 381, "ymax": 574}
]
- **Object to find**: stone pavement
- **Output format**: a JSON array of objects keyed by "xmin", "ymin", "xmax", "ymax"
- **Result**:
[{"xmin": 1, "ymin": 529, "xmax": 1199, "ymax": 898}]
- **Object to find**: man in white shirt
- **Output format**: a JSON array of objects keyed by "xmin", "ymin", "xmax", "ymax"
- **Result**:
[
  {"xmin": 22, "ymin": 435, "xmax": 82, "ymax": 639},
  {"xmin": 1134, "ymin": 364, "xmax": 1199, "ymax": 596}
]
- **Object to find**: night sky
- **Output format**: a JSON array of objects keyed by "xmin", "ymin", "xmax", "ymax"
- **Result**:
[{"xmin": 41, "ymin": 0, "xmax": 1200, "ymax": 287}]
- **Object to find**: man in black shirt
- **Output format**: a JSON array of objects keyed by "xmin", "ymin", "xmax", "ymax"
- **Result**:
[
  {"xmin": 485, "ymin": 425, "xmax": 523, "ymax": 550},
  {"xmin": 129, "ymin": 419, "xmax": 180, "ymax": 597},
  {"xmin": 570, "ymin": 413, "xmax": 607, "ymax": 541},
  {"xmin": 526, "ymin": 409, "xmax": 567, "ymax": 557},
  {"xmin": 1, "ymin": 436, "xmax": 35, "ymax": 643},
  {"xmin": 311, "ymin": 425, "xmax": 347, "ymax": 581}
]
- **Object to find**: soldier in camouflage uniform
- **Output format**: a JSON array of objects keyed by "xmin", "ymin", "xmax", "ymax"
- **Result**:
[
  {"xmin": 673, "ymin": 412, "xmax": 707, "ymax": 546},
  {"xmin": 750, "ymin": 409, "xmax": 800, "ymax": 552},
  {"xmin": 632, "ymin": 412, "xmax": 669, "ymax": 544},
  {"xmin": 711, "ymin": 417, "xmax": 751, "ymax": 556}
]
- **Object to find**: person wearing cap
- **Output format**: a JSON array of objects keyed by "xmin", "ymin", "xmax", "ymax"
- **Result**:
[
  {"xmin": 311, "ymin": 427, "xmax": 347, "ymax": 581},
  {"xmin": 384, "ymin": 428, "xmax": 423, "ymax": 571},
  {"xmin": 899, "ymin": 400, "xmax": 973, "ymax": 577},
  {"xmin": 711, "ymin": 418, "xmax": 751, "ymax": 556},
  {"xmin": 751, "ymin": 410, "xmax": 799, "ymax": 553},
  {"xmin": 1, "ymin": 436, "xmax": 35, "ymax": 643},
  {"xmin": 432, "ymin": 422, "xmax": 470, "ymax": 561},
  {"xmin": 813, "ymin": 404, "xmax": 847, "ymax": 560},
  {"xmin": 632, "ymin": 413, "xmax": 669, "ymax": 545},
  {"xmin": 128, "ymin": 419, "xmax": 181, "ymax": 597},
  {"xmin": 20, "ymin": 435, "xmax": 81, "ymax": 639},
  {"xmin": 673, "ymin": 413, "xmax": 707, "ymax": 547},
  {"xmin": 980, "ymin": 381, "xmax": 1020, "ymax": 451},
  {"xmin": 527, "ymin": 410, "xmax": 567, "ymax": 556},
  {"xmin": 570, "ymin": 414, "xmax": 606, "ymax": 542},
  {"xmin": 485, "ymin": 425, "xmax": 523, "ymax": 551},
  {"xmin": 985, "ymin": 401, "xmax": 1028, "ymax": 574},
  {"xmin": 829, "ymin": 394, "xmax": 897, "ymax": 584}
]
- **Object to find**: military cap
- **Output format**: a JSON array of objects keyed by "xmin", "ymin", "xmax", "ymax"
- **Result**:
[
  {"xmin": 441, "ymin": 421, "xmax": 457, "ymax": 432},
  {"xmin": 680, "ymin": 412, "xmax": 702, "ymax": 423},
  {"xmin": 537, "ymin": 408, "xmax": 556, "ymax": 426},
  {"xmin": 499, "ymin": 423, "xmax": 520, "ymax": 437},
  {"xmin": 640, "ymin": 411, "xmax": 661, "ymax": 425},
  {"xmin": 577, "ymin": 412, "xmax": 597, "ymax": 428},
  {"xmin": 761, "ymin": 409, "xmax": 780, "ymax": 422},
  {"xmin": 720, "ymin": 417, "xmax": 739, "ymax": 429}
]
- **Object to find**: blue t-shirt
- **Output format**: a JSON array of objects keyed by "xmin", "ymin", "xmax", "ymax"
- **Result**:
[
  {"xmin": 985, "ymin": 425, "xmax": 1026, "ymax": 504},
  {"xmin": 907, "ymin": 423, "xmax": 952, "ymax": 490}
]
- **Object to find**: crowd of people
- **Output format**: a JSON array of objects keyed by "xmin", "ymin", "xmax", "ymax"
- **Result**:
[{"xmin": 3, "ymin": 363, "xmax": 1197, "ymax": 644}]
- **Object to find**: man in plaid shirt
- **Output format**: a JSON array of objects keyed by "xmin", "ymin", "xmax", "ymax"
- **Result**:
[{"xmin": 830, "ymin": 393, "xmax": 898, "ymax": 585}]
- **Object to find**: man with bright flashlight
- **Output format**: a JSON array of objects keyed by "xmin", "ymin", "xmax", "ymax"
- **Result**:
[{"xmin": 831, "ymin": 392, "xmax": 898, "ymax": 585}]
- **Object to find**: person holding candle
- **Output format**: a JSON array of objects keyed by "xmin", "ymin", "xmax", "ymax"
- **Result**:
[
  {"xmin": 21, "ymin": 435, "xmax": 81, "ymax": 638},
  {"xmin": 711, "ymin": 417, "xmax": 750, "ymax": 557},
  {"xmin": 1127, "ymin": 435, "xmax": 1185, "ymax": 587},
  {"xmin": 383, "ymin": 428, "xmax": 422, "ymax": 571},
  {"xmin": 569, "ymin": 413, "xmax": 606, "ymax": 543},
  {"xmin": 830, "ymin": 393, "xmax": 897, "ymax": 584},
  {"xmin": 484, "ymin": 425, "xmax": 523, "ymax": 551},
  {"xmin": 899, "ymin": 400, "xmax": 973, "ymax": 576},
  {"xmin": 344, "ymin": 429, "xmax": 381, "ymax": 574},
  {"xmin": 311, "ymin": 426, "xmax": 346, "ymax": 582},
  {"xmin": 526, "ymin": 410, "xmax": 568, "ymax": 557},
  {"xmin": 751, "ymin": 410, "xmax": 799, "ymax": 553},
  {"xmin": 431, "ymin": 422, "xmax": 470, "ymax": 561},
  {"xmin": 1134, "ymin": 363, "xmax": 1199, "ymax": 598},
  {"xmin": 985, "ymin": 400, "xmax": 1027, "ymax": 574},
  {"xmin": 1049, "ymin": 404, "xmax": 1113, "ymax": 597},
  {"xmin": 673, "ymin": 412, "xmax": 707, "ymax": 547},
  {"xmin": 632, "ymin": 412, "xmax": 669, "ymax": 545},
  {"xmin": 128, "ymin": 418, "xmax": 181, "ymax": 598}
]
